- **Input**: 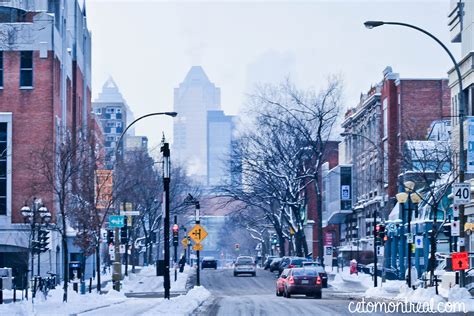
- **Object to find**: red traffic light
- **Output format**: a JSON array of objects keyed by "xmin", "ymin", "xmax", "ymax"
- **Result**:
[
  {"xmin": 172, "ymin": 224, "xmax": 179, "ymax": 233},
  {"xmin": 375, "ymin": 225, "xmax": 380, "ymax": 232}
]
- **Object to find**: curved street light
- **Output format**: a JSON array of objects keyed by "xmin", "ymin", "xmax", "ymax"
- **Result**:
[
  {"xmin": 110, "ymin": 111, "xmax": 177, "ymax": 297},
  {"xmin": 364, "ymin": 19, "xmax": 467, "ymax": 287}
]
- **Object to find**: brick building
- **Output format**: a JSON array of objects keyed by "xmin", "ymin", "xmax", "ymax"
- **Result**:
[
  {"xmin": 339, "ymin": 66, "xmax": 450, "ymax": 252},
  {"xmin": 0, "ymin": 1, "xmax": 93, "ymax": 284}
]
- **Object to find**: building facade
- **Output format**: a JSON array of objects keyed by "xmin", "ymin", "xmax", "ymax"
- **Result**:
[
  {"xmin": 340, "ymin": 67, "xmax": 450, "ymax": 253},
  {"xmin": 0, "ymin": 0, "xmax": 93, "ymax": 284},
  {"xmin": 92, "ymin": 78, "xmax": 134, "ymax": 169}
]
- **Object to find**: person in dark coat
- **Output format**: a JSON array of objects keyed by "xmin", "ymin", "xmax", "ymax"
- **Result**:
[{"xmin": 179, "ymin": 254, "xmax": 186, "ymax": 273}]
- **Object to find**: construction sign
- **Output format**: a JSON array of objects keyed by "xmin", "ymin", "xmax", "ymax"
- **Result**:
[
  {"xmin": 452, "ymin": 252, "xmax": 469, "ymax": 271},
  {"xmin": 189, "ymin": 224, "xmax": 208, "ymax": 244},
  {"xmin": 181, "ymin": 237, "xmax": 189, "ymax": 247}
]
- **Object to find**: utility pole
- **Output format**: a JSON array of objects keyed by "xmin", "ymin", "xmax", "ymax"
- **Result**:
[
  {"xmin": 373, "ymin": 210, "xmax": 377, "ymax": 287},
  {"xmin": 195, "ymin": 202, "xmax": 201, "ymax": 287},
  {"xmin": 161, "ymin": 141, "xmax": 171, "ymax": 300},
  {"xmin": 112, "ymin": 224, "xmax": 121, "ymax": 291},
  {"xmin": 173, "ymin": 216, "xmax": 178, "ymax": 282}
]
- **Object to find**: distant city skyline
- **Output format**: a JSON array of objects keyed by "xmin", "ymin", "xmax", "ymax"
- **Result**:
[{"xmin": 86, "ymin": 0, "xmax": 456, "ymax": 150}]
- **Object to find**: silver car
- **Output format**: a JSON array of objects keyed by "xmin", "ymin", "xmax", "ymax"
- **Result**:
[{"xmin": 234, "ymin": 256, "xmax": 256, "ymax": 276}]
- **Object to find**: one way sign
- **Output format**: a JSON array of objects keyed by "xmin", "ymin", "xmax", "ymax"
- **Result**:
[
  {"xmin": 452, "ymin": 252, "xmax": 469, "ymax": 271},
  {"xmin": 415, "ymin": 236, "xmax": 423, "ymax": 249}
]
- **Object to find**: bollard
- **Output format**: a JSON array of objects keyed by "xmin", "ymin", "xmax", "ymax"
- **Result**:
[
  {"xmin": 33, "ymin": 277, "xmax": 37, "ymax": 298},
  {"xmin": 13, "ymin": 284, "xmax": 16, "ymax": 302},
  {"xmin": 73, "ymin": 281, "xmax": 78, "ymax": 293},
  {"xmin": 89, "ymin": 278, "xmax": 92, "ymax": 293}
]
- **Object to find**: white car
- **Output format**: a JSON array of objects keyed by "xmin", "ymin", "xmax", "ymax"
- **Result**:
[{"xmin": 234, "ymin": 256, "xmax": 256, "ymax": 277}]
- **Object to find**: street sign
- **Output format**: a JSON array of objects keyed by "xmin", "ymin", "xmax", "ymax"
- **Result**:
[
  {"xmin": 387, "ymin": 223, "xmax": 396, "ymax": 233},
  {"xmin": 109, "ymin": 215, "xmax": 125, "ymax": 228},
  {"xmin": 452, "ymin": 252, "xmax": 469, "ymax": 271},
  {"xmin": 189, "ymin": 224, "xmax": 208, "ymax": 244},
  {"xmin": 120, "ymin": 211, "xmax": 140, "ymax": 216},
  {"xmin": 407, "ymin": 233, "xmax": 413, "ymax": 243},
  {"xmin": 181, "ymin": 237, "xmax": 189, "ymax": 247},
  {"xmin": 119, "ymin": 245, "xmax": 125, "ymax": 254},
  {"xmin": 376, "ymin": 246, "xmax": 384, "ymax": 256},
  {"xmin": 108, "ymin": 245, "xmax": 114, "ymax": 254},
  {"xmin": 110, "ymin": 253, "xmax": 115, "ymax": 261},
  {"xmin": 453, "ymin": 183, "xmax": 471, "ymax": 205},
  {"xmin": 458, "ymin": 238, "xmax": 465, "ymax": 247},
  {"xmin": 415, "ymin": 236, "xmax": 423, "ymax": 249},
  {"xmin": 193, "ymin": 243, "xmax": 203, "ymax": 251},
  {"xmin": 452, "ymin": 220, "xmax": 461, "ymax": 236},
  {"xmin": 453, "ymin": 205, "xmax": 459, "ymax": 218}
]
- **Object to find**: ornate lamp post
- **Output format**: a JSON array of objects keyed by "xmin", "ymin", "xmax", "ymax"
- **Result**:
[{"xmin": 396, "ymin": 181, "xmax": 422, "ymax": 288}]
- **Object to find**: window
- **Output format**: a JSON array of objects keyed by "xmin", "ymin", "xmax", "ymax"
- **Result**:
[
  {"xmin": 0, "ymin": 123, "xmax": 6, "ymax": 215},
  {"xmin": 106, "ymin": 108, "xmax": 115, "ymax": 114},
  {"xmin": 116, "ymin": 122, "xmax": 122, "ymax": 128},
  {"xmin": 106, "ymin": 122, "xmax": 115, "ymax": 127},
  {"xmin": 383, "ymin": 98, "xmax": 388, "ymax": 138},
  {"xmin": 0, "ymin": 52, "xmax": 3, "ymax": 88},
  {"xmin": 20, "ymin": 51, "xmax": 33, "ymax": 87},
  {"xmin": 116, "ymin": 108, "xmax": 121, "ymax": 113},
  {"xmin": 95, "ymin": 108, "xmax": 102, "ymax": 114}
]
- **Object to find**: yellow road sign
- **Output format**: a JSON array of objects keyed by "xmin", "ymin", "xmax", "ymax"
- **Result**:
[
  {"xmin": 181, "ymin": 237, "xmax": 189, "ymax": 247},
  {"xmin": 189, "ymin": 224, "xmax": 208, "ymax": 244},
  {"xmin": 193, "ymin": 243, "xmax": 203, "ymax": 251}
]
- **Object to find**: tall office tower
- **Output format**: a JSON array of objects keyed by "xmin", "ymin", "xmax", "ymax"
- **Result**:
[
  {"xmin": 92, "ymin": 78, "xmax": 134, "ymax": 169},
  {"xmin": 173, "ymin": 66, "xmax": 221, "ymax": 182}
]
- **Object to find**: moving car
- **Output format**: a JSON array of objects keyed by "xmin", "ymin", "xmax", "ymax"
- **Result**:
[
  {"xmin": 269, "ymin": 258, "xmax": 282, "ymax": 273},
  {"xmin": 201, "ymin": 257, "xmax": 217, "ymax": 269},
  {"xmin": 234, "ymin": 256, "xmax": 256, "ymax": 276},
  {"xmin": 264, "ymin": 256, "xmax": 277, "ymax": 270},
  {"xmin": 276, "ymin": 268, "xmax": 291, "ymax": 296},
  {"xmin": 302, "ymin": 262, "xmax": 328, "ymax": 288},
  {"xmin": 283, "ymin": 267, "xmax": 322, "ymax": 299}
]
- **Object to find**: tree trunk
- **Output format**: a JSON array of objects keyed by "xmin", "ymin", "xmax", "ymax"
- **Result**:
[
  {"xmin": 95, "ymin": 243, "xmax": 101, "ymax": 293},
  {"xmin": 279, "ymin": 236, "xmax": 286, "ymax": 257},
  {"xmin": 62, "ymin": 235, "xmax": 68, "ymax": 302},
  {"xmin": 429, "ymin": 204, "xmax": 438, "ymax": 286}
]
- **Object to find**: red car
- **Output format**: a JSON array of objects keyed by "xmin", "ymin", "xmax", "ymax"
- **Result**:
[
  {"xmin": 276, "ymin": 268, "xmax": 291, "ymax": 296},
  {"xmin": 283, "ymin": 267, "xmax": 322, "ymax": 299}
]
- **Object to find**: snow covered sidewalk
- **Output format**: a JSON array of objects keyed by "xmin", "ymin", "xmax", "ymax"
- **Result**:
[{"xmin": 0, "ymin": 264, "xmax": 208, "ymax": 316}]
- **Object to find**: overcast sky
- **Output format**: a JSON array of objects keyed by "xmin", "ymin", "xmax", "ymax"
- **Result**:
[{"xmin": 86, "ymin": 0, "xmax": 457, "ymax": 147}]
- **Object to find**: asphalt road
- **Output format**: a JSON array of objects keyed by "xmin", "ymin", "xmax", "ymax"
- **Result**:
[{"xmin": 193, "ymin": 268, "xmax": 373, "ymax": 316}]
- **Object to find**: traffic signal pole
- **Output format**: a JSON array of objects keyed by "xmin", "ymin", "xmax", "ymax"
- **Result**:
[
  {"xmin": 373, "ymin": 210, "xmax": 377, "ymax": 287},
  {"xmin": 195, "ymin": 203, "xmax": 200, "ymax": 287}
]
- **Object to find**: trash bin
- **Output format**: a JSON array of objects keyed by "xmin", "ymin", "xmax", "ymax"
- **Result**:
[{"xmin": 156, "ymin": 260, "xmax": 165, "ymax": 276}]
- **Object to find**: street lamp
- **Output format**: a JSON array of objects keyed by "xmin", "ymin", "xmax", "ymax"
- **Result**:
[
  {"xmin": 112, "ymin": 111, "xmax": 177, "ymax": 294},
  {"xmin": 395, "ymin": 181, "xmax": 422, "ymax": 288},
  {"xmin": 364, "ymin": 18, "xmax": 467, "ymax": 287},
  {"xmin": 21, "ymin": 198, "xmax": 51, "ymax": 298}
]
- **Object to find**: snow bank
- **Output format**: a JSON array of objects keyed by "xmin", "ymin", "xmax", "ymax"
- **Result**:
[
  {"xmin": 142, "ymin": 286, "xmax": 211, "ymax": 316},
  {"xmin": 447, "ymin": 286, "xmax": 474, "ymax": 312}
]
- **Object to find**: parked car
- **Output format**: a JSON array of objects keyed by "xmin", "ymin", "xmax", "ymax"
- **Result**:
[
  {"xmin": 362, "ymin": 263, "xmax": 399, "ymax": 280},
  {"xmin": 283, "ymin": 267, "xmax": 322, "ymax": 299},
  {"xmin": 275, "ymin": 268, "xmax": 291, "ymax": 296},
  {"xmin": 269, "ymin": 258, "xmax": 282, "ymax": 273},
  {"xmin": 234, "ymin": 256, "xmax": 256, "ymax": 276},
  {"xmin": 201, "ymin": 257, "xmax": 217, "ymax": 269},
  {"xmin": 264, "ymin": 256, "xmax": 277, "ymax": 270},
  {"xmin": 279, "ymin": 257, "xmax": 312, "ymax": 274}
]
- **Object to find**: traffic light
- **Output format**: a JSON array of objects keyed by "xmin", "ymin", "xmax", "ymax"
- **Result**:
[
  {"xmin": 172, "ymin": 224, "xmax": 179, "ymax": 246},
  {"xmin": 375, "ymin": 224, "xmax": 386, "ymax": 245},
  {"xmin": 107, "ymin": 230, "xmax": 114, "ymax": 244},
  {"xmin": 38, "ymin": 229, "xmax": 50, "ymax": 252},
  {"xmin": 120, "ymin": 226, "xmax": 128, "ymax": 244},
  {"xmin": 378, "ymin": 224, "xmax": 385, "ymax": 242},
  {"xmin": 32, "ymin": 240, "xmax": 41, "ymax": 254}
]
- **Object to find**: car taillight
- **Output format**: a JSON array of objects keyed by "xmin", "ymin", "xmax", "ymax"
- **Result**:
[
  {"xmin": 288, "ymin": 276, "xmax": 295, "ymax": 284},
  {"xmin": 288, "ymin": 264, "xmax": 295, "ymax": 268},
  {"xmin": 316, "ymin": 276, "xmax": 321, "ymax": 285}
]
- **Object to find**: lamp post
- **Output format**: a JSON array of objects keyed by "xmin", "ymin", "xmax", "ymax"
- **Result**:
[
  {"xmin": 364, "ymin": 18, "xmax": 467, "ymax": 287},
  {"xmin": 113, "ymin": 111, "xmax": 177, "ymax": 294},
  {"xmin": 21, "ymin": 198, "xmax": 51, "ymax": 298},
  {"xmin": 396, "ymin": 181, "xmax": 422, "ymax": 288},
  {"xmin": 341, "ymin": 131, "xmax": 384, "ymax": 287}
]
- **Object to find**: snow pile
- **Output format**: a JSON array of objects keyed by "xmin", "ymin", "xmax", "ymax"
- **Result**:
[
  {"xmin": 447, "ymin": 286, "xmax": 474, "ymax": 312},
  {"xmin": 395, "ymin": 285, "xmax": 444, "ymax": 305},
  {"xmin": 142, "ymin": 286, "xmax": 211, "ymax": 316}
]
